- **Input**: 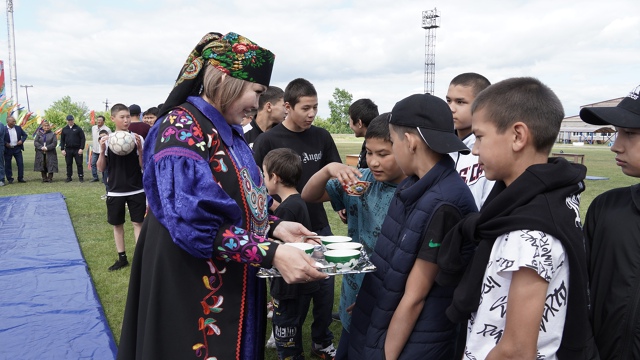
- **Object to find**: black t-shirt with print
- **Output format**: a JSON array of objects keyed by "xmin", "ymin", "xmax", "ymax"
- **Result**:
[{"xmin": 253, "ymin": 123, "xmax": 342, "ymax": 231}]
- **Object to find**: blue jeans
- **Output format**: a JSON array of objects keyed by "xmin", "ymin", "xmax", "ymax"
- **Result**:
[
  {"xmin": 4, "ymin": 148, "xmax": 24, "ymax": 181},
  {"xmin": 91, "ymin": 152, "xmax": 108, "ymax": 190}
]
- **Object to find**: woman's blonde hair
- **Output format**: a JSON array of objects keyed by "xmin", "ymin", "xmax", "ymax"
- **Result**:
[{"xmin": 202, "ymin": 65, "xmax": 247, "ymax": 113}]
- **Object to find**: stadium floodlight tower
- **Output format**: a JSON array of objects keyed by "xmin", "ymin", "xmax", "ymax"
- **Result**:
[
  {"xmin": 6, "ymin": 0, "xmax": 18, "ymax": 107},
  {"xmin": 422, "ymin": 8, "xmax": 440, "ymax": 95}
]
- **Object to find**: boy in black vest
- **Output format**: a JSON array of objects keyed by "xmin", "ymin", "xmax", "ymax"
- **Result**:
[
  {"xmin": 97, "ymin": 103, "xmax": 145, "ymax": 271},
  {"xmin": 348, "ymin": 94, "xmax": 477, "ymax": 359},
  {"xmin": 581, "ymin": 83, "xmax": 640, "ymax": 359},
  {"xmin": 439, "ymin": 77, "xmax": 597, "ymax": 359}
]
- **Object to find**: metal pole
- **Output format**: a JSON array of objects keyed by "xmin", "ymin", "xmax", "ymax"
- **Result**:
[
  {"xmin": 6, "ymin": 0, "xmax": 19, "ymax": 109},
  {"xmin": 20, "ymin": 84, "xmax": 32, "ymax": 111}
]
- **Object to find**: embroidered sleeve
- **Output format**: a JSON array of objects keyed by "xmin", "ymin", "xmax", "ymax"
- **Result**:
[
  {"xmin": 146, "ymin": 107, "xmax": 278, "ymax": 266},
  {"xmin": 214, "ymin": 224, "xmax": 276, "ymax": 266}
]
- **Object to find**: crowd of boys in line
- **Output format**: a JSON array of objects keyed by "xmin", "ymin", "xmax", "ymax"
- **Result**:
[
  {"xmin": 247, "ymin": 75, "xmax": 640, "ymax": 360},
  {"xmin": 3, "ymin": 73, "xmax": 638, "ymax": 359}
]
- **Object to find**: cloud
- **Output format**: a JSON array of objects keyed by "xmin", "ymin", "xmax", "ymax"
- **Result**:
[{"xmin": 0, "ymin": 0, "xmax": 638, "ymax": 118}]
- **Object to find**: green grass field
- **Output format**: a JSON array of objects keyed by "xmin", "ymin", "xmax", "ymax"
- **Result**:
[{"xmin": 1, "ymin": 137, "xmax": 636, "ymax": 359}]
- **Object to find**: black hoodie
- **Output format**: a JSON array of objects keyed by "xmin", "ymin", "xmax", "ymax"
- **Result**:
[{"xmin": 437, "ymin": 157, "xmax": 599, "ymax": 359}]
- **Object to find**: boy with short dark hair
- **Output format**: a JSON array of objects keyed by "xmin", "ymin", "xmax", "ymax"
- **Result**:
[
  {"xmin": 97, "ymin": 103, "xmax": 145, "ymax": 271},
  {"xmin": 128, "ymin": 104, "xmax": 150, "ymax": 139},
  {"xmin": 446, "ymin": 72, "xmax": 494, "ymax": 209},
  {"xmin": 581, "ymin": 84, "xmax": 640, "ymax": 359},
  {"xmin": 262, "ymin": 147, "xmax": 316, "ymax": 360},
  {"xmin": 348, "ymin": 94, "xmax": 477, "ymax": 359},
  {"xmin": 302, "ymin": 113, "xmax": 406, "ymax": 359},
  {"xmin": 253, "ymin": 78, "xmax": 341, "ymax": 358},
  {"xmin": 440, "ymin": 77, "xmax": 597, "ymax": 359},
  {"xmin": 243, "ymin": 85, "xmax": 286, "ymax": 148},
  {"xmin": 348, "ymin": 98, "xmax": 379, "ymax": 168},
  {"xmin": 142, "ymin": 107, "xmax": 159, "ymax": 126}
]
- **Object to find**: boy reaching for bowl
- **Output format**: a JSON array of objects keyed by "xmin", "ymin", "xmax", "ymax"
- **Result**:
[{"xmin": 302, "ymin": 114, "xmax": 406, "ymax": 359}]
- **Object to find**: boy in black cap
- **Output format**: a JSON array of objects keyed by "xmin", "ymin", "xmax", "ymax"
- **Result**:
[
  {"xmin": 348, "ymin": 93, "xmax": 477, "ymax": 359},
  {"xmin": 581, "ymin": 84, "xmax": 640, "ymax": 359},
  {"xmin": 60, "ymin": 114, "xmax": 86, "ymax": 182},
  {"xmin": 128, "ymin": 104, "xmax": 150, "ymax": 139}
]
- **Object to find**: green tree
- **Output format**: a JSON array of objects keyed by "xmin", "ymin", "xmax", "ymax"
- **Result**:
[
  {"xmin": 316, "ymin": 88, "xmax": 353, "ymax": 134},
  {"xmin": 43, "ymin": 96, "xmax": 90, "ymax": 133}
]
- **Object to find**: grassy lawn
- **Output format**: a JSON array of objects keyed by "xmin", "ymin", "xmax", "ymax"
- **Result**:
[{"xmin": 1, "ymin": 137, "xmax": 636, "ymax": 359}]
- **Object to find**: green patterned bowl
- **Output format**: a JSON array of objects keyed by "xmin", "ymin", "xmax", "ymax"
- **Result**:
[
  {"xmin": 285, "ymin": 242, "xmax": 315, "ymax": 254},
  {"xmin": 324, "ymin": 249, "xmax": 360, "ymax": 271}
]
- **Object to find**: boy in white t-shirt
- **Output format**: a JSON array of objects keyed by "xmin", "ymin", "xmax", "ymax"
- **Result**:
[
  {"xmin": 439, "ymin": 77, "xmax": 597, "ymax": 359},
  {"xmin": 446, "ymin": 72, "xmax": 494, "ymax": 209}
]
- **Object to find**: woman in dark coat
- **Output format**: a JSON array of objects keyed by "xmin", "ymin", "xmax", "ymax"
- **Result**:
[{"xmin": 34, "ymin": 121, "xmax": 58, "ymax": 182}]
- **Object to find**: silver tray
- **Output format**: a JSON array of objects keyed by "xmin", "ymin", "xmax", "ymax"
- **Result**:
[{"xmin": 257, "ymin": 246, "xmax": 377, "ymax": 278}]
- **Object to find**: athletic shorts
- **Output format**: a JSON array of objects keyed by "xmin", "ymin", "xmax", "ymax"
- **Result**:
[{"xmin": 106, "ymin": 192, "xmax": 146, "ymax": 225}]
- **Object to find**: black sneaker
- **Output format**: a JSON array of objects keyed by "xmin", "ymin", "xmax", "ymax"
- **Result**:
[
  {"xmin": 91, "ymin": 178, "xmax": 100, "ymax": 182},
  {"xmin": 108, "ymin": 258, "xmax": 129, "ymax": 271},
  {"xmin": 65, "ymin": 178, "xmax": 72, "ymax": 183},
  {"xmin": 79, "ymin": 177, "xmax": 84, "ymax": 183},
  {"xmin": 311, "ymin": 343, "xmax": 336, "ymax": 360}
]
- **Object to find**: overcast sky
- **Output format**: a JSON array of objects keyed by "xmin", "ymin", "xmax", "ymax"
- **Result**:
[{"xmin": 1, "ymin": 0, "xmax": 639, "ymax": 118}]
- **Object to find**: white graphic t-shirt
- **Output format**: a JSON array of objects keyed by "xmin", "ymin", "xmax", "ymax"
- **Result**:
[{"xmin": 464, "ymin": 230, "xmax": 569, "ymax": 360}]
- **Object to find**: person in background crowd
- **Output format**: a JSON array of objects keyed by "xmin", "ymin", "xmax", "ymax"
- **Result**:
[
  {"xmin": 34, "ymin": 120, "xmax": 58, "ymax": 182},
  {"xmin": 128, "ymin": 104, "xmax": 150, "ymax": 139},
  {"xmin": 4, "ymin": 116, "xmax": 29, "ymax": 183},
  {"xmin": 91, "ymin": 115, "xmax": 112, "ymax": 183},
  {"xmin": 143, "ymin": 107, "xmax": 159, "ymax": 126},
  {"xmin": 60, "ymin": 114, "xmax": 86, "ymax": 183}
]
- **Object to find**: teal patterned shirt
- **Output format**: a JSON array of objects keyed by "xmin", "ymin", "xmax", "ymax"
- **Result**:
[{"xmin": 326, "ymin": 168, "xmax": 397, "ymax": 331}]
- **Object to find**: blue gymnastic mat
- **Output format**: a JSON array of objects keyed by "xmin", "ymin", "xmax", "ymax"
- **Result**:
[{"xmin": 0, "ymin": 192, "xmax": 117, "ymax": 359}]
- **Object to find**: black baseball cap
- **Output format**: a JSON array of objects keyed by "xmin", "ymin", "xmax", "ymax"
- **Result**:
[
  {"xmin": 580, "ymin": 84, "xmax": 640, "ymax": 129},
  {"xmin": 390, "ymin": 93, "xmax": 470, "ymax": 154},
  {"xmin": 66, "ymin": 114, "xmax": 74, "ymax": 121},
  {"xmin": 129, "ymin": 104, "xmax": 142, "ymax": 116}
]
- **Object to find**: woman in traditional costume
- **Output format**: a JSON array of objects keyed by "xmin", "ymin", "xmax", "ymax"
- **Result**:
[{"xmin": 117, "ymin": 32, "xmax": 326, "ymax": 360}]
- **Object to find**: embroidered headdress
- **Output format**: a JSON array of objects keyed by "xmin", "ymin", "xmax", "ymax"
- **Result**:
[{"xmin": 160, "ymin": 32, "xmax": 275, "ymax": 115}]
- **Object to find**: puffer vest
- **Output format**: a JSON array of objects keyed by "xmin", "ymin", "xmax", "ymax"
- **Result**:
[{"xmin": 348, "ymin": 157, "xmax": 477, "ymax": 360}]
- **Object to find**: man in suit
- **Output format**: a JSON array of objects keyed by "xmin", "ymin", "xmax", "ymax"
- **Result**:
[
  {"xmin": 4, "ymin": 116, "xmax": 28, "ymax": 183},
  {"xmin": 0, "ymin": 120, "xmax": 6, "ymax": 186}
]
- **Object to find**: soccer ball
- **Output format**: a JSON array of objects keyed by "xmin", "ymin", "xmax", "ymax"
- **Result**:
[{"xmin": 108, "ymin": 131, "xmax": 136, "ymax": 156}]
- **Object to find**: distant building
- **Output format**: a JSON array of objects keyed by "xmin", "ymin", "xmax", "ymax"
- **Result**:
[{"xmin": 558, "ymin": 97, "xmax": 620, "ymax": 144}]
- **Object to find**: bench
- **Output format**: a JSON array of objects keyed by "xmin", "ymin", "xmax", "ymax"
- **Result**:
[
  {"xmin": 346, "ymin": 154, "xmax": 359, "ymax": 166},
  {"xmin": 551, "ymin": 152, "xmax": 584, "ymax": 164}
]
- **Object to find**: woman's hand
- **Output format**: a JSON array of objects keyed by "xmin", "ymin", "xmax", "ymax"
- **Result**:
[
  {"xmin": 272, "ymin": 245, "xmax": 327, "ymax": 284},
  {"xmin": 273, "ymin": 220, "xmax": 315, "ymax": 243}
]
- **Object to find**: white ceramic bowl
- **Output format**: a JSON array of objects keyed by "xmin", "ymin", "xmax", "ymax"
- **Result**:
[
  {"xmin": 324, "ymin": 249, "xmax": 360, "ymax": 271},
  {"xmin": 320, "ymin": 236, "xmax": 352, "ymax": 246},
  {"xmin": 285, "ymin": 242, "xmax": 315, "ymax": 254},
  {"xmin": 325, "ymin": 242, "xmax": 363, "ymax": 251}
]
